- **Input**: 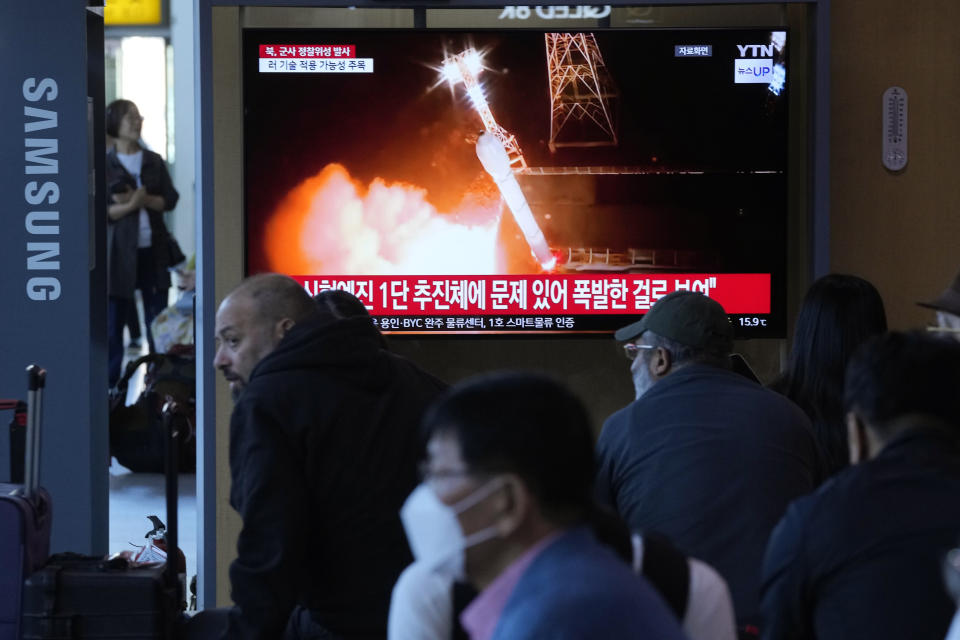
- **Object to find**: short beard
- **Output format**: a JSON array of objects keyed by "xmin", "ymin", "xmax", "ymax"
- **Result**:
[{"xmin": 631, "ymin": 355, "xmax": 656, "ymax": 401}]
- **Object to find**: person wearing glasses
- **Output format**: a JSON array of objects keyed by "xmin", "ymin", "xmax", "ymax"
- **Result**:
[
  {"xmin": 404, "ymin": 373, "xmax": 687, "ymax": 640},
  {"xmin": 594, "ymin": 290, "xmax": 821, "ymax": 636},
  {"xmin": 761, "ymin": 332, "xmax": 960, "ymax": 640},
  {"xmin": 918, "ymin": 267, "xmax": 960, "ymax": 342}
]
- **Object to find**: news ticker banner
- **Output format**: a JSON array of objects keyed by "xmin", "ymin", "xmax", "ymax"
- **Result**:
[
  {"xmin": 294, "ymin": 273, "xmax": 770, "ymax": 316},
  {"xmin": 258, "ymin": 44, "xmax": 373, "ymax": 74}
]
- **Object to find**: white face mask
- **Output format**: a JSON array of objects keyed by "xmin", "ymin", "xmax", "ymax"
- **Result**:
[{"xmin": 400, "ymin": 479, "xmax": 504, "ymax": 580}]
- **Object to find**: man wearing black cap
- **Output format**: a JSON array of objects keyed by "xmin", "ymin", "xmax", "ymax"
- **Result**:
[
  {"xmin": 918, "ymin": 267, "xmax": 960, "ymax": 341},
  {"xmin": 595, "ymin": 291, "xmax": 821, "ymax": 633}
]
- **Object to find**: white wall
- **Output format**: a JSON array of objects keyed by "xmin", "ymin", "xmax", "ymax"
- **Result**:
[{"xmin": 170, "ymin": 0, "xmax": 196, "ymax": 260}]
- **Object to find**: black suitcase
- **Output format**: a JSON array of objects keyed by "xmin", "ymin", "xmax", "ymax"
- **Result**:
[
  {"xmin": 0, "ymin": 366, "xmax": 53, "ymax": 640},
  {"xmin": 21, "ymin": 400, "xmax": 187, "ymax": 640}
]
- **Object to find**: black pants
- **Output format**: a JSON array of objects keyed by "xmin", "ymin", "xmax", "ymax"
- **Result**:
[
  {"xmin": 125, "ymin": 302, "xmax": 142, "ymax": 341},
  {"xmin": 108, "ymin": 248, "xmax": 169, "ymax": 386}
]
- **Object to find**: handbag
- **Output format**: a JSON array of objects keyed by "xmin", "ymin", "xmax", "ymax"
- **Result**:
[
  {"xmin": 165, "ymin": 234, "xmax": 186, "ymax": 269},
  {"xmin": 109, "ymin": 350, "xmax": 196, "ymax": 473}
]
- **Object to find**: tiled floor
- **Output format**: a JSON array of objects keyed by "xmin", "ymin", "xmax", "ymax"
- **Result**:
[
  {"xmin": 109, "ymin": 294, "xmax": 198, "ymax": 586},
  {"xmin": 108, "ymin": 458, "xmax": 197, "ymax": 583}
]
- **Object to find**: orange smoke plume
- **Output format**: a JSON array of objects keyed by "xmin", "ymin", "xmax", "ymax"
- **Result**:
[{"xmin": 264, "ymin": 164, "xmax": 503, "ymax": 275}]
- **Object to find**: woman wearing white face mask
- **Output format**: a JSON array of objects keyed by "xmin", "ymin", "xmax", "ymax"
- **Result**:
[{"xmin": 388, "ymin": 373, "xmax": 687, "ymax": 640}]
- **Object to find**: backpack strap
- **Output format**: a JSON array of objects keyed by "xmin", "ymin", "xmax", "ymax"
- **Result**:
[
  {"xmin": 113, "ymin": 353, "xmax": 165, "ymax": 394},
  {"xmin": 451, "ymin": 580, "xmax": 478, "ymax": 640},
  {"xmin": 637, "ymin": 531, "xmax": 690, "ymax": 621}
]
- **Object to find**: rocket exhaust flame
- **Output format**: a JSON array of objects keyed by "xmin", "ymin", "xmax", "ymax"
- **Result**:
[{"xmin": 264, "ymin": 163, "xmax": 501, "ymax": 275}]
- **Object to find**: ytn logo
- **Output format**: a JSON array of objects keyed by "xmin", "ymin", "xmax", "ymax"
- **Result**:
[{"xmin": 736, "ymin": 44, "xmax": 774, "ymax": 58}]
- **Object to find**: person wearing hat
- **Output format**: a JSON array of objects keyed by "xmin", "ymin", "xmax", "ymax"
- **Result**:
[
  {"xmin": 594, "ymin": 291, "xmax": 822, "ymax": 634},
  {"xmin": 918, "ymin": 268, "xmax": 960, "ymax": 341}
]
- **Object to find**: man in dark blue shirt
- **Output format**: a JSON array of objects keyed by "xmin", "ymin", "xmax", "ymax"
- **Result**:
[
  {"xmin": 760, "ymin": 332, "xmax": 960, "ymax": 640},
  {"xmin": 595, "ymin": 291, "xmax": 821, "ymax": 631}
]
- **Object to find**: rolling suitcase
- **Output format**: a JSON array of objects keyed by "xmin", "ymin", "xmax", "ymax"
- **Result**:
[
  {"xmin": 21, "ymin": 399, "xmax": 187, "ymax": 639},
  {"xmin": 0, "ymin": 365, "xmax": 53, "ymax": 640}
]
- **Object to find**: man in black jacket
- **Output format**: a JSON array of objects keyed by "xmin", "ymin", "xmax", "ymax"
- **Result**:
[
  {"xmin": 760, "ymin": 332, "xmax": 960, "ymax": 640},
  {"xmin": 210, "ymin": 274, "xmax": 446, "ymax": 639}
]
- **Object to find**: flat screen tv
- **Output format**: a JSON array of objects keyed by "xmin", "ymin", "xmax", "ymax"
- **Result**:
[{"xmin": 243, "ymin": 27, "xmax": 789, "ymax": 336}]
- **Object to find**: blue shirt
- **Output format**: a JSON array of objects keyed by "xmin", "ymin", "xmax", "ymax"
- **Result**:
[{"xmin": 491, "ymin": 527, "xmax": 687, "ymax": 640}]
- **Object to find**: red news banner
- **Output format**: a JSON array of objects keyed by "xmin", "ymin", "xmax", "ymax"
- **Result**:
[
  {"xmin": 258, "ymin": 45, "xmax": 356, "ymax": 58},
  {"xmin": 293, "ymin": 274, "xmax": 771, "ymax": 315}
]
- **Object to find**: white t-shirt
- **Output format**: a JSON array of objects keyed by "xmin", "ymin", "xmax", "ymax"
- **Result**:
[
  {"xmin": 115, "ymin": 150, "xmax": 152, "ymax": 248},
  {"xmin": 388, "ymin": 561, "xmax": 453, "ymax": 640},
  {"xmin": 632, "ymin": 534, "xmax": 737, "ymax": 640}
]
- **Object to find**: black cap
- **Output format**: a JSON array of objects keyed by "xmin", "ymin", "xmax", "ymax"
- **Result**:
[
  {"xmin": 614, "ymin": 290, "xmax": 734, "ymax": 352},
  {"xmin": 917, "ymin": 268, "xmax": 960, "ymax": 317}
]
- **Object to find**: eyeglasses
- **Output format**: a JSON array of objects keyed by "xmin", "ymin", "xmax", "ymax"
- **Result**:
[{"xmin": 623, "ymin": 343, "xmax": 657, "ymax": 361}]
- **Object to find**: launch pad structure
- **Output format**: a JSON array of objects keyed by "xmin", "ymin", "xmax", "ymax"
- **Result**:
[
  {"xmin": 446, "ymin": 35, "xmax": 771, "ymax": 273},
  {"xmin": 441, "ymin": 32, "xmax": 620, "ymax": 173},
  {"xmin": 544, "ymin": 33, "xmax": 619, "ymax": 152}
]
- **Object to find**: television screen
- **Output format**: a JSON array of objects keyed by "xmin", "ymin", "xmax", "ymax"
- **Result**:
[{"xmin": 243, "ymin": 27, "xmax": 789, "ymax": 336}]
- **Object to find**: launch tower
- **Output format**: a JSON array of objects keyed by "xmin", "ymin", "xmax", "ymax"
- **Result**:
[{"xmin": 545, "ymin": 33, "xmax": 619, "ymax": 152}]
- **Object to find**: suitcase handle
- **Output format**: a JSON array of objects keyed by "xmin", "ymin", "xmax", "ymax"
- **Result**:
[
  {"xmin": 24, "ymin": 364, "xmax": 46, "ymax": 499},
  {"xmin": 27, "ymin": 364, "xmax": 46, "ymax": 391},
  {"xmin": 162, "ymin": 398, "xmax": 183, "ymax": 604}
]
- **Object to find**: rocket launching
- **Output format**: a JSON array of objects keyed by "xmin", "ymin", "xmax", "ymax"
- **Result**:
[{"xmin": 476, "ymin": 133, "xmax": 556, "ymax": 271}]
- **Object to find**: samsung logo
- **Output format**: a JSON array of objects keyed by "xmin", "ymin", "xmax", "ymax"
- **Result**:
[{"xmin": 23, "ymin": 77, "xmax": 61, "ymax": 301}]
